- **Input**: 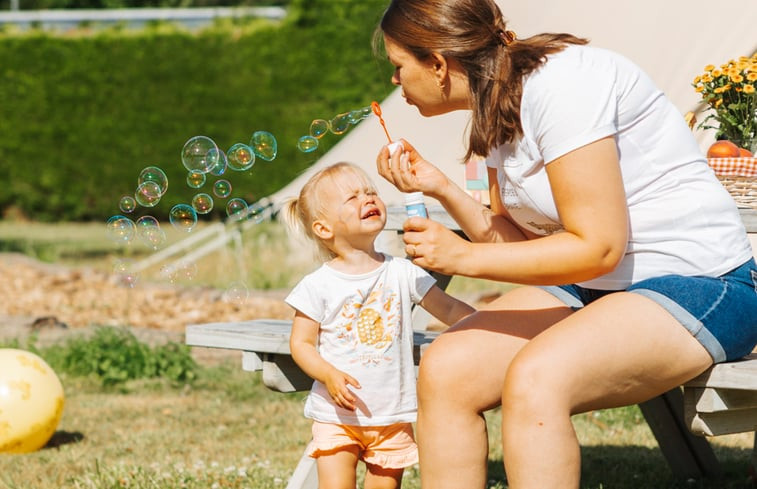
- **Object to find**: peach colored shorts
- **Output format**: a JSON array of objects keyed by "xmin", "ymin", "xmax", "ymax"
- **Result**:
[{"xmin": 307, "ymin": 421, "xmax": 418, "ymax": 469}]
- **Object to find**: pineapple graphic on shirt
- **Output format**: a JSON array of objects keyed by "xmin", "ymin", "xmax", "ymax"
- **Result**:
[
  {"xmin": 339, "ymin": 285, "xmax": 397, "ymax": 352},
  {"xmin": 357, "ymin": 308, "xmax": 384, "ymax": 345}
]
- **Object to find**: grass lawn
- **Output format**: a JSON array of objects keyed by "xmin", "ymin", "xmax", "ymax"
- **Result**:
[
  {"xmin": 0, "ymin": 221, "xmax": 754, "ymax": 488},
  {"xmin": 0, "ymin": 361, "xmax": 754, "ymax": 489}
]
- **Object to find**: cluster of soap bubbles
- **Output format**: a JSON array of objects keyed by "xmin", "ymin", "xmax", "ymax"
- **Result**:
[
  {"xmin": 106, "ymin": 103, "xmax": 378, "ymax": 298},
  {"xmin": 296, "ymin": 106, "xmax": 373, "ymax": 153},
  {"xmin": 107, "ymin": 131, "xmax": 277, "ymax": 244},
  {"xmin": 105, "ymin": 130, "xmax": 278, "ymax": 294}
]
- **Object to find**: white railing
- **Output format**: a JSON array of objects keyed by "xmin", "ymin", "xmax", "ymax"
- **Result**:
[
  {"xmin": 0, "ymin": 6, "xmax": 286, "ymax": 30},
  {"xmin": 131, "ymin": 199, "xmax": 274, "ymax": 277}
]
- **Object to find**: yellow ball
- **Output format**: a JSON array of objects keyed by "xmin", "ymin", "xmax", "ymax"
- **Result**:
[{"xmin": 0, "ymin": 349, "xmax": 65, "ymax": 453}]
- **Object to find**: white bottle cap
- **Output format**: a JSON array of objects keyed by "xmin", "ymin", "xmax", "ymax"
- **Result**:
[
  {"xmin": 387, "ymin": 141, "xmax": 403, "ymax": 156},
  {"xmin": 404, "ymin": 192, "xmax": 424, "ymax": 206}
]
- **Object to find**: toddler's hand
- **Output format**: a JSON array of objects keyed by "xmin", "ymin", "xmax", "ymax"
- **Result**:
[{"xmin": 324, "ymin": 368, "xmax": 361, "ymax": 411}]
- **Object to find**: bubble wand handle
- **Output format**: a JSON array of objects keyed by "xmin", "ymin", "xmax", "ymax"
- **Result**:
[{"xmin": 371, "ymin": 101, "xmax": 393, "ymax": 143}]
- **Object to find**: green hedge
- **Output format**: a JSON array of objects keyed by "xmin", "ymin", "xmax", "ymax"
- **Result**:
[{"xmin": 0, "ymin": 0, "xmax": 394, "ymax": 221}]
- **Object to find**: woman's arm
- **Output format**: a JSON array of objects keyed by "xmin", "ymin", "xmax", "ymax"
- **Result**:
[
  {"xmin": 418, "ymin": 285, "xmax": 475, "ymax": 326},
  {"xmin": 403, "ymin": 136, "xmax": 629, "ymax": 285},
  {"xmin": 289, "ymin": 310, "xmax": 361, "ymax": 411}
]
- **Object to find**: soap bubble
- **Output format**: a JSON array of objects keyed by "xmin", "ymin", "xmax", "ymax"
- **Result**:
[
  {"xmin": 247, "ymin": 201, "xmax": 268, "ymax": 224},
  {"xmin": 329, "ymin": 113, "xmax": 351, "ymax": 135},
  {"xmin": 226, "ymin": 197, "xmax": 248, "ymax": 218},
  {"xmin": 169, "ymin": 204, "xmax": 198, "ymax": 232},
  {"xmin": 181, "ymin": 136, "xmax": 219, "ymax": 174},
  {"xmin": 106, "ymin": 215, "xmax": 135, "ymax": 244},
  {"xmin": 208, "ymin": 148, "xmax": 228, "ymax": 176},
  {"xmin": 138, "ymin": 166, "xmax": 168, "ymax": 196},
  {"xmin": 113, "ymin": 258, "xmax": 138, "ymax": 288},
  {"xmin": 250, "ymin": 131, "xmax": 277, "ymax": 161},
  {"xmin": 136, "ymin": 215, "xmax": 159, "ymax": 229},
  {"xmin": 227, "ymin": 143, "xmax": 255, "ymax": 171},
  {"xmin": 223, "ymin": 281, "xmax": 249, "ymax": 305},
  {"xmin": 359, "ymin": 106, "xmax": 372, "ymax": 119},
  {"xmin": 213, "ymin": 179, "xmax": 232, "ymax": 198},
  {"xmin": 162, "ymin": 260, "xmax": 198, "ymax": 284},
  {"xmin": 186, "ymin": 170, "xmax": 206, "ymax": 189},
  {"xmin": 118, "ymin": 195, "xmax": 137, "ymax": 214},
  {"xmin": 297, "ymin": 135, "xmax": 319, "ymax": 153},
  {"xmin": 348, "ymin": 109, "xmax": 365, "ymax": 124},
  {"xmin": 135, "ymin": 181, "xmax": 162, "ymax": 207},
  {"xmin": 136, "ymin": 215, "xmax": 165, "ymax": 250},
  {"xmin": 310, "ymin": 119, "xmax": 330, "ymax": 139},
  {"xmin": 192, "ymin": 193, "xmax": 214, "ymax": 214}
]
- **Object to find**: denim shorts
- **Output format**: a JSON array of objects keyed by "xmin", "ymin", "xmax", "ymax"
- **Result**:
[{"xmin": 541, "ymin": 258, "xmax": 757, "ymax": 363}]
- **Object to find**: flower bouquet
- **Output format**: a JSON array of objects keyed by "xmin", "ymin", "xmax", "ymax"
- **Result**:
[
  {"xmin": 693, "ymin": 54, "xmax": 757, "ymax": 209},
  {"xmin": 692, "ymin": 54, "xmax": 757, "ymax": 153}
]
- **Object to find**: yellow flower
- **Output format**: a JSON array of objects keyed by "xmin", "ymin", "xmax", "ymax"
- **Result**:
[{"xmin": 693, "ymin": 53, "xmax": 756, "ymax": 142}]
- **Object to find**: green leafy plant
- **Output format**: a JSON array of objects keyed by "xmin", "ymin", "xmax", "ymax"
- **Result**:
[
  {"xmin": 692, "ymin": 54, "xmax": 757, "ymax": 147},
  {"xmin": 4, "ymin": 326, "xmax": 199, "ymax": 386}
]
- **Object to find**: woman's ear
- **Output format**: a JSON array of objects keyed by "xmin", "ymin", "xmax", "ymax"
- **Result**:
[
  {"xmin": 312, "ymin": 219, "xmax": 333, "ymax": 240},
  {"xmin": 430, "ymin": 52, "xmax": 448, "ymax": 82}
]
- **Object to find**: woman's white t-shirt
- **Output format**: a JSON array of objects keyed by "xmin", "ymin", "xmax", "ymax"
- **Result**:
[
  {"xmin": 285, "ymin": 254, "xmax": 436, "ymax": 426},
  {"xmin": 485, "ymin": 44, "xmax": 752, "ymax": 289}
]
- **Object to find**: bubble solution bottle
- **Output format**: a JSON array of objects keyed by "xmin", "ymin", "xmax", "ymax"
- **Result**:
[{"xmin": 404, "ymin": 192, "xmax": 428, "ymax": 218}]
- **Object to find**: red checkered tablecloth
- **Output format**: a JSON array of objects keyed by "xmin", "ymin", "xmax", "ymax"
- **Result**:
[{"xmin": 708, "ymin": 157, "xmax": 757, "ymax": 177}]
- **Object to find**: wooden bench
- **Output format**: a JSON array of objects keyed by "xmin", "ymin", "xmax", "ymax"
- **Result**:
[
  {"xmin": 185, "ymin": 206, "xmax": 757, "ymax": 487},
  {"xmin": 683, "ymin": 354, "xmax": 757, "ymax": 474}
]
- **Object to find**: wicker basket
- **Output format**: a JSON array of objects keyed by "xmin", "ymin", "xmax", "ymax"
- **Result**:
[{"xmin": 708, "ymin": 157, "xmax": 757, "ymax": 210}]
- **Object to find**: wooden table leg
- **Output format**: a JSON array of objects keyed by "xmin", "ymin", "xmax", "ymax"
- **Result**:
[
  {"xmin": 285, "ymin": 451, "xmax": 318, "ymax": 489},
  {"xmin": 638, "ymin": 388, "xmax": 721, "ymax": 478}
]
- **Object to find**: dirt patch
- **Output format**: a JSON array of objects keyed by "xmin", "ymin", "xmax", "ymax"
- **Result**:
[
  {"xmin": 0, "ymin": 253, "xmax": 496, "ymax": 365},
  {"xmin": 0, "ymin": 253, "xmax": 293, "ymax": 363}
]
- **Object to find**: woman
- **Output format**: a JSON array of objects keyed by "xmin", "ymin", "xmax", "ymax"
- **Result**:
[{"xmin": 373, "ymin": 0, "xmax": 757, "ymax": 488}]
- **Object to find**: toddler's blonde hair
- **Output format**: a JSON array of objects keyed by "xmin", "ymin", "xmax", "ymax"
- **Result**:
[{"xmin": 279, "ymin": 162, "xmax": 377, "ymax": 262}]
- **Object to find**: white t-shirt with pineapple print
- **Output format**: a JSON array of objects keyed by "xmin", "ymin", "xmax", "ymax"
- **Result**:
[{"xmin": 285, "ymin": 253, "xmax": 436, "ymax": 426}]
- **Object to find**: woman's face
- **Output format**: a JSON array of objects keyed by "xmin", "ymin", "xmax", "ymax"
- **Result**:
[{"xmin": 384, "ymin": 35, "xmax": 454, "ymax": 117}]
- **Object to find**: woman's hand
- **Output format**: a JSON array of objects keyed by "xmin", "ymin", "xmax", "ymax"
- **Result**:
[
  {"xmin": 403, "ymin": 216, "xmax": 471, "ymax": 276},
  {"xmin": 376, "ymin": 138, "xmax": 450, "ymax": 199},
  {"xmin": 324, "ymin": 367, "xmax": 361, "ymax": 411}
]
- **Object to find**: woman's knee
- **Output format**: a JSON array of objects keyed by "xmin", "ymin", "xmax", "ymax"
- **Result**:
[
  {"xmin": 502, "ymin": 350, "xmax": 565, "ymax": 414},
  {"xmin": 417, "ymin": 338, "xmax": 463, "ymax": 397}
]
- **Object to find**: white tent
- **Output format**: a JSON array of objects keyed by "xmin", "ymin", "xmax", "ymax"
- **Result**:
[{"xmin": 269, "ymin": 0, "xmax": 757, "ymax": 208}]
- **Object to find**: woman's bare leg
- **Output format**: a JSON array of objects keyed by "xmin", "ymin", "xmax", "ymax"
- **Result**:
[
  {"xmin": 500, "ymin": 292, "xmax": 713, "ymax": 489},
  {"xmin": 416, "ymin": 286, "xmax": 573, "ymax": 489}
]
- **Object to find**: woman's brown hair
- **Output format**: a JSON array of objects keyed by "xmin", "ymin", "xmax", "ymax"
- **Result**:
[{"xmin": 375, "ymin": 0, "xmax": 588, "ymax": 161}]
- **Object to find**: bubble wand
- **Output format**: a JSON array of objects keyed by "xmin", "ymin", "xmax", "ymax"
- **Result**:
[{"xmin": 371, "ymin": 101, "xmax": 393, "ymax": 143}]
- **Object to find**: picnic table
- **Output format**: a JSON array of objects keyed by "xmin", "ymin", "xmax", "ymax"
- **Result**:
[{"xmin": 186, "ymin": 206, "xmax": 757, "ymax": 488}]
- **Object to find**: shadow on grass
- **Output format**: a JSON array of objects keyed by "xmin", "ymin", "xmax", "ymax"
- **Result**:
[
  {"xmin": 45, "ymin": 430, "xmax": 85, "ymax": 449},
  {"xmin": 485, "ymin": 445, "xmax": 755, "ymax": 489}
]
